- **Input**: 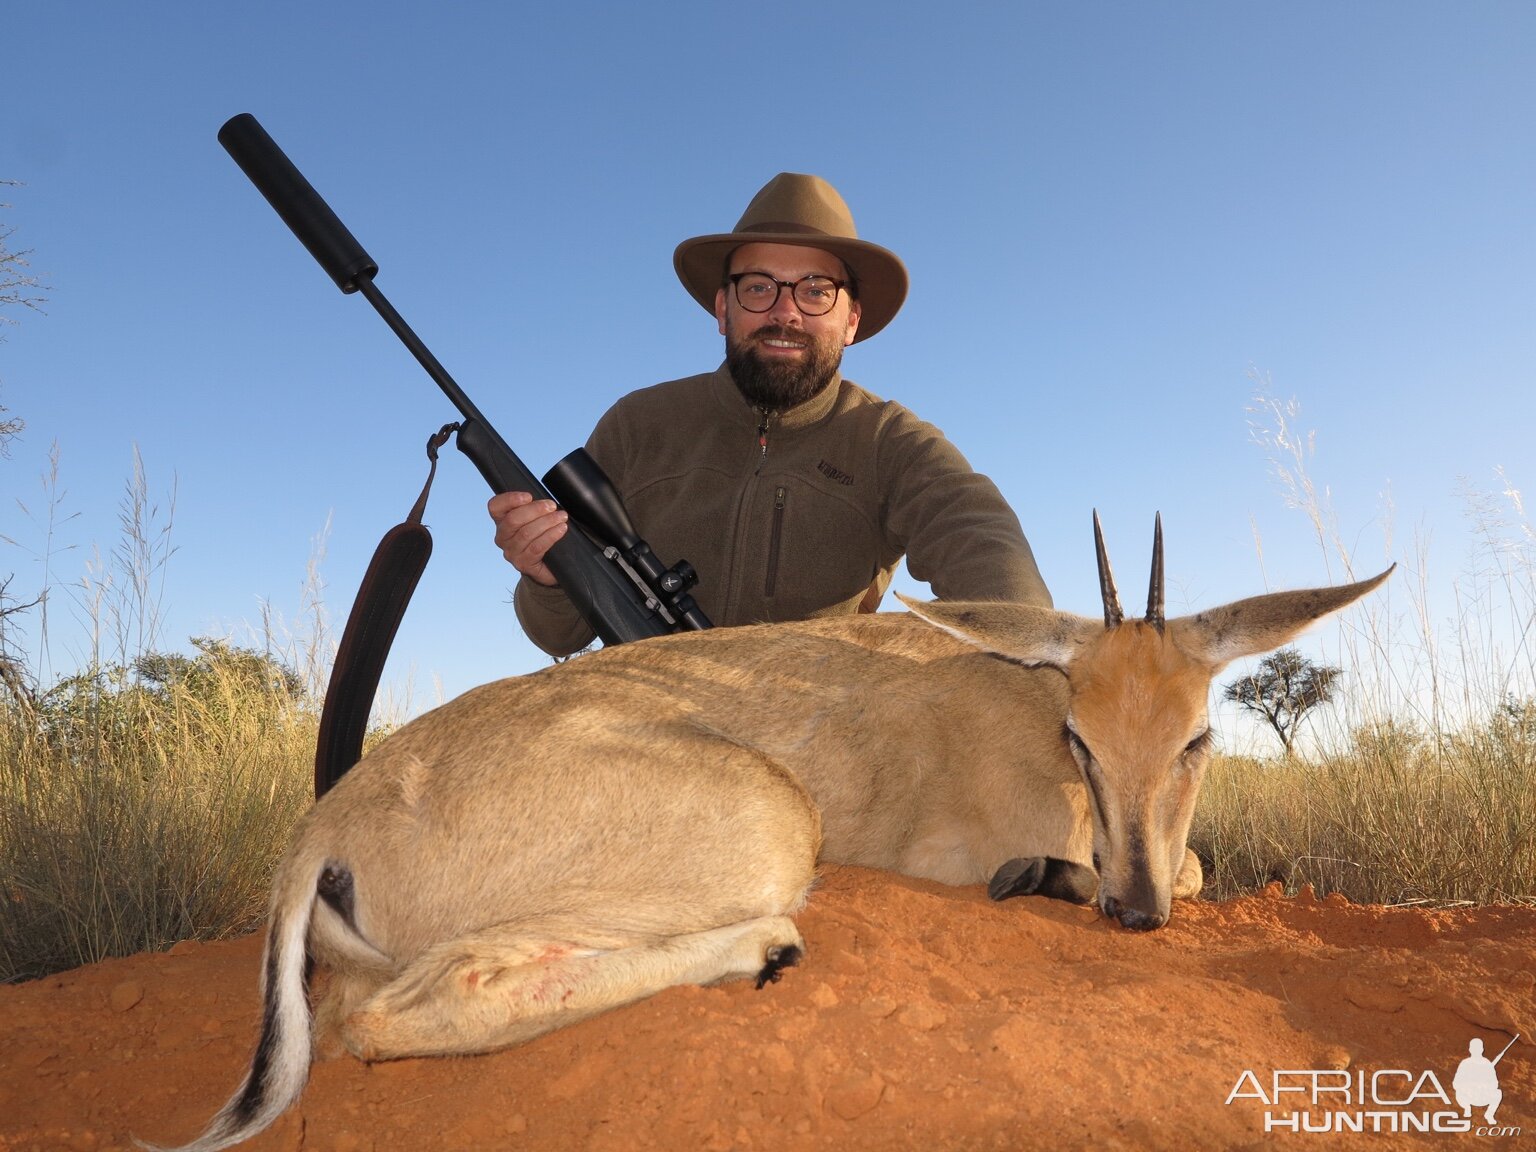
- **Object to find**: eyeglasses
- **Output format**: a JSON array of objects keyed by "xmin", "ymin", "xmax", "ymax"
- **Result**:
[{"xmin": 726, "ymin": 272, "xmax": 848, "ymax": 316}]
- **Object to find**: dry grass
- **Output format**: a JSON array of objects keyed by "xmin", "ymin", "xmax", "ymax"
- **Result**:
[
  {"xmin": 1194, "ymin": 711, "xmax": 1536, "ymax": 905},
  {"xmin": 1190, "ymin": 379, "xmax": 1536, "ymax": 907},
  {"xmin": 0, "ymin": 456, "xmax": 329, "ymax": 982},
  {"xmin": 0, "ymin": 652, "xmax": 318, "ymax": 981}
]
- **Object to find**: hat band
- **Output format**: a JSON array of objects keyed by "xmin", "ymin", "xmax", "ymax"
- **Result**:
[{"xmin": 740, "ymin": 221, "xmax": 837, "ymax": 238}]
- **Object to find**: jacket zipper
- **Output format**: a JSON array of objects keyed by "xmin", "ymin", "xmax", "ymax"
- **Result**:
[{"xmin": 765, "ymin": 486, "xmax": 787, "ymax": 597}]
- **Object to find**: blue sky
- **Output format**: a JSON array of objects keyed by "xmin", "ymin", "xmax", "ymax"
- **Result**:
[{"xmin": 4, "ymin": 2, "xmax": 1533, "ymax": 735}]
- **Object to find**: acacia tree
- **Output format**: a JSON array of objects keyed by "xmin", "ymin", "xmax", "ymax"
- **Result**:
[{"xmin": 1222, "ymin": 646, "xmax": 1342, "ymax": 755}]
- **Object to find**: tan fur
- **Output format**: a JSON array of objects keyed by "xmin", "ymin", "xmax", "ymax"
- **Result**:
[{"xmin": 149, "ymin": 551, "xmax": 1391, "ymax": 1152}]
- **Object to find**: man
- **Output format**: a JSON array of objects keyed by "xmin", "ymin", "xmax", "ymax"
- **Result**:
[
  {"xmin": 492, "ymin": 172, "xmax": 1051, "ymax": 657},
  {"xmin": 1453, "ymin": 1037, "xmax": 1504, "ymax": 1125}
]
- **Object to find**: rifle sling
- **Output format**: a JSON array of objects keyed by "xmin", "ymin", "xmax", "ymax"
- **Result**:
[{"xmin": 314, "ymin": 423, "xmax": 459, "ymax": 797}]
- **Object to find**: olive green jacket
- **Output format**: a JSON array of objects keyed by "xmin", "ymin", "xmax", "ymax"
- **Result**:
[{"xmin": 515, "ymin": 365, "xmax": 1051, "ymax": 656}]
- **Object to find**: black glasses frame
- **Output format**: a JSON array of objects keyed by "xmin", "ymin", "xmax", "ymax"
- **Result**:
[{"xmin": 726, "ymin": 272, "xmax": 848, "ymax": 316}]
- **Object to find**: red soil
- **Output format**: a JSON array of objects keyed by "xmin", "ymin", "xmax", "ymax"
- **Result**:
[{"xmin": 3, "ymin": 866, "xmax": 1531, "ymax": 1151}]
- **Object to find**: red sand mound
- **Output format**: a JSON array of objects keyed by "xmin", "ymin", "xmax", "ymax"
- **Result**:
[{"xmin": 2, "ymin": 866, "xmax": 1531, "ymax": 1151}]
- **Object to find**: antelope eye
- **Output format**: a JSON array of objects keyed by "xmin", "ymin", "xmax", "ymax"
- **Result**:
[
  {"xmin": 1184, "ymin": 729, "xmax": 1213, "ymax": 757},
  {"xmin": 1064, "ymin": 725, "xmax": 1092, "ymax": 761}
]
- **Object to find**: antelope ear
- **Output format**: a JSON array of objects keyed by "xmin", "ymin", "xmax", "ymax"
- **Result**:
[
  {"xmin": 896, "ymin": 594, "xmax": 1102, "ymax": 668},
  {"xmin": 1170, "ymin": 565, "xmax": 1394, "ymax": 670}
]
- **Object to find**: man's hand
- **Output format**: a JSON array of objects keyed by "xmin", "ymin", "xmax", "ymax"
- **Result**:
[{"xmin": 488, "ymin": 491, "xmax": 568, "ymax": 587}]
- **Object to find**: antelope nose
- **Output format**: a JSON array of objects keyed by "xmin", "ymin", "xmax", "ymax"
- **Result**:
[{"xmin": 1102, "ymin": 896, "xmax": 1166, "ymax": 932}]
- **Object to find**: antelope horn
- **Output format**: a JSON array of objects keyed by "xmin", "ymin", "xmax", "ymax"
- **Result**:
[
  {"xmin": 1093, "ymin": 509, "xmax": 1124, "ymax": 629},
  {"xmin": 1146, "ymin": 512, "xmax": 1165, "ymax": 632}
]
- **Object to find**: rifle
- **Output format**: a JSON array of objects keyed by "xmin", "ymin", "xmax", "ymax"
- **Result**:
[
  {"xmin": 217, "ymin": 113, "xmax": 710, "ymax": 794},
  {"xmin": 1491, "ymin": 1034, "xmax": 1520, "ymax": 1066}
]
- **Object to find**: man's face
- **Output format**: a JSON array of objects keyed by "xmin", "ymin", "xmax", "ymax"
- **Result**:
[{"xmin": 715, "ymin": 242, "xmax": 862, "ymax": 412}]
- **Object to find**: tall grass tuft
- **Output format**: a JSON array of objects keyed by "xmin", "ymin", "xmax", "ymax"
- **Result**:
[
  {"xmin": 1195, "ymin": 708, "xmax": 1536, "ymax": 904},
  {"xmin": 0, "ymin": 453, "xmax": 328, "ymax": 982},
  {"xmin": 1190, "ymin": 379, "xmax": 1536, "ymax": 907},
  {"xmin": 0, "ymin": 645, "xmax": 318, "ymax": 982}
]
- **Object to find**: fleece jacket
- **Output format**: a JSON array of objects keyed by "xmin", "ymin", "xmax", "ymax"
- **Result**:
[{"xmin": 515, "ymin": 364, "xmax": 1051, "ymax": 657}]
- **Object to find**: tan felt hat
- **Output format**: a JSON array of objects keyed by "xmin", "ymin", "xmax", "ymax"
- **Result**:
[{"xmin": 673, "ymin": 172, "xmax": 908, "ymax": 342}]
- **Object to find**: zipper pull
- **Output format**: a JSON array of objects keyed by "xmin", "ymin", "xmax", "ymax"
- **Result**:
[{"xmin": 756, "ymin": 409, "xmax": 770, "ymax": 471}]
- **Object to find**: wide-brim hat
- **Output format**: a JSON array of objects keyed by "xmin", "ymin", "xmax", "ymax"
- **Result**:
[{"xmin": 673, "ymin": 172, "xmax": 908, "ymax": 343}]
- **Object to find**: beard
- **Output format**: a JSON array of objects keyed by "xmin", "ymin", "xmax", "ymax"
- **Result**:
[{"xmin": 724, "ymin": 321, "xmax": 845, "ymax": 412}]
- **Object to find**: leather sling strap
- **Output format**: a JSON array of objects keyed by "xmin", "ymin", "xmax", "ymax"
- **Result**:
[{"xmin": 314, "ymin": 423, "xmax": 459, "ymax": 797}]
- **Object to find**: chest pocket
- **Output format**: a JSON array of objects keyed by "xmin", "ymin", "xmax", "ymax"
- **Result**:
[{"xmin": 757, "ymin": 474, "xmax": 881, "ymax": 619}]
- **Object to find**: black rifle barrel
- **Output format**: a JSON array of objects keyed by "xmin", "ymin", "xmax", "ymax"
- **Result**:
[
  {"xmin": 217, "ymin": 113, "xmax": 496, "ymax": 433},
  {"xmin": 217, "ymin": 112, "xmax": 669, "ymax": 646},
  {"xmin": 218, "ymin": 113, "xmax": 379, "ymax": 294}
]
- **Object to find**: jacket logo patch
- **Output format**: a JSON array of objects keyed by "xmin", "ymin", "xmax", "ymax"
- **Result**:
[{"xmin": 817, "ymin": 459, "xmax": 855, "ymax": 486}]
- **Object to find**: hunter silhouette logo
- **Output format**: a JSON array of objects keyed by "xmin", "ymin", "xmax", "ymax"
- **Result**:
[
  {"xmin": 1226, "ymin": 1032, "xmax": 1522, "ymax": 1136},
  {"xmin": 1455, "ymin": 1034, "xmax": 1518, "ymax": 1126}
]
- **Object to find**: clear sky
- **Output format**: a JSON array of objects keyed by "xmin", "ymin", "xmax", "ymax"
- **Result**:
[{"xmin": 3, "ymin": 2, "xmax": 1533, "ymax": 737}]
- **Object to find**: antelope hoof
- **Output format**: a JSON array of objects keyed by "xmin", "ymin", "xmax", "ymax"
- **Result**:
[
  {"xmin": 756, "ymin": 943, "xmax": 803, "ymax": 989},
  {"xmin": 990, "ymin": 857, "xmax": 1098, "ymax": 905},
  {"xmin": 989, "ymin": 857, "xmax": 1047, "ymax": 900}
]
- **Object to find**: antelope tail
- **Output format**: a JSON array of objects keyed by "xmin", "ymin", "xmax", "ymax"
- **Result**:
[{"xmin": 136, "ymin": 858, "xmax": 323, "ymax": 1152}]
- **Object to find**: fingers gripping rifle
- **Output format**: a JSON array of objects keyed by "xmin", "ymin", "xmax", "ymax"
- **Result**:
[{"xmin": 218, "ymin": 113, "xmax": 711, "ymax": 795}]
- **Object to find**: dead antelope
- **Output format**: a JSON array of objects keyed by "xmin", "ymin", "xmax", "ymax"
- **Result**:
[{"xmin": 148, "ymin": 516, "xmax": 1390, "ymax": 1151}]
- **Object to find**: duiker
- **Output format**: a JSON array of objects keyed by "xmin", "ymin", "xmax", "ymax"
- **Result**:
[{"xmin": 147, "ymin": 516, "xmax": 1389, "ymax": 1150}]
